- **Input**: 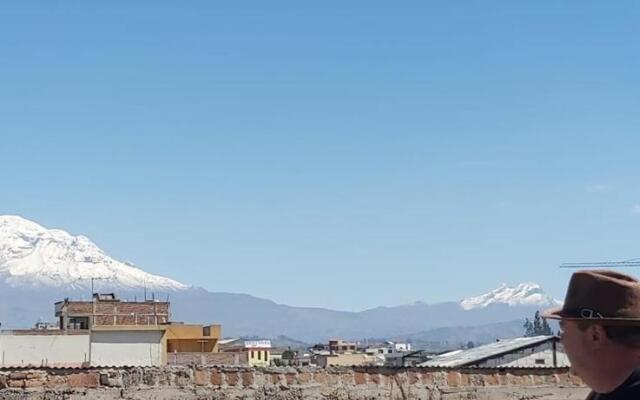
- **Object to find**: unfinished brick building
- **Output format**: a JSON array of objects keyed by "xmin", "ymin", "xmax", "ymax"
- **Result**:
[{"xmin": 55, "ymin": 293, "xmax": 170, "ymax": 330}]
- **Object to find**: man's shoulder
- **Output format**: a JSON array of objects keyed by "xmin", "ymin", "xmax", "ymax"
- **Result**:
[
  {"xmin": 587, "ymin": 370, "xmax": 640, "ymax": 399},
  {"xmin": 625, "ymin": 368, "xmax": 640, "ymax": 390}
]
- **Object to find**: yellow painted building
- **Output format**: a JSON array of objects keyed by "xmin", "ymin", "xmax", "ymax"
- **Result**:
[
  {"xmin": 164, "ymin": 324, "xmax": 222, "ymax": 353},
  {"xmin": 247, "ymin": 346, "xmax": 271, "ymax": 367},
  {"xmin": 220, "ymin": 339, "xmax": 272, "ymax": 367}
]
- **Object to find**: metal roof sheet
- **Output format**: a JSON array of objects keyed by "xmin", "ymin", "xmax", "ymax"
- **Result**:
[{"xmin": 419, "ymin": 335, "xmax": 557, "ymax": 368}]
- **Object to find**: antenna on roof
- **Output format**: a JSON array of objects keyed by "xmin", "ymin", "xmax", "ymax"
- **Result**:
[
  {"xmin": 560, "ymin": 258, "xmax": 640, "ymax": 269},
  {"xmin": 91, "ymin": 277, "xmax": 105, "ymax": 297}
]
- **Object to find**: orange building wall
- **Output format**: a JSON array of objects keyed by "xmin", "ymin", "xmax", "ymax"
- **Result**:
[{"xmin": 164, "ymin": 324, "xmax": 221, "ymax": 353}]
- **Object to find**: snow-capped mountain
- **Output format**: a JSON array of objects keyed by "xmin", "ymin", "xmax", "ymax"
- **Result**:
[
  {"xmin": 460, "ymin": 282, "xmax": 561, "ymax": 310},
  {"xmin": 0, "ymin": 215, "xmax": 188, "ymax": 291},
  {"xmin": 0, "ymin": 215, "xmax": 558, "ymax": 343}
]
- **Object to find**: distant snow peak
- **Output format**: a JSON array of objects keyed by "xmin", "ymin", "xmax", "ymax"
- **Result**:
[
  {"xmin": 0, "ymin": 215, "xmax": 188, "ymax": 291},
  {"xmin": 460, "ymin": 282, "xmax": 561, "ymax": 310}
]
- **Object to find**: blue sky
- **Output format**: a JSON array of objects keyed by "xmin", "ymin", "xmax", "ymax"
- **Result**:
[{"xmin": 1, "ymin": 1, "xmax": 639, "ymax": 310}]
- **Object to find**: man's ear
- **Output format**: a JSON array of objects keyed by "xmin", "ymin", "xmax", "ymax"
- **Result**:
[{"xmin": 588, "ymin": 324, "xmax": 608, "ymax": 349}]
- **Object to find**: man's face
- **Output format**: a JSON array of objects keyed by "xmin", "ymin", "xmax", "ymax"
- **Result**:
[{"xmin": 559, "ymin": 320, "xmax": 592, "ymax": 377}]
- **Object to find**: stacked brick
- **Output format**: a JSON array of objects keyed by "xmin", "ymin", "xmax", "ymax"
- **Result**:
[
  {"xmin": 0, "ymin": 366, "xmax": 589, "ymax": 400},
  {"xmin": 62, "ymin": 300, "xmax": 169, "ymax": 326},
  {"xmin": 167, "ymin": 352, "xmax": 248, "ymax": 366}
]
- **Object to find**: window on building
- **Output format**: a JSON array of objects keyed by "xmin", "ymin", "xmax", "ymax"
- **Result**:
[
  {"xmin": 535, "ymin": 359, "xmax": 546, "ymax": 365},
  {"xmin": 251, "ymin": 351, "xmax": 254, "ymax": 359},
  {"xmin": 265, "ymin": 352, "xmax": 269, "ymax": 362},
  {"xmin": 68, "ymin": 317, "xmax": 89, "ymax": 330},
  {"xmin": 258, "ymin": 351, "xmax": 261, "ymax": 360}
]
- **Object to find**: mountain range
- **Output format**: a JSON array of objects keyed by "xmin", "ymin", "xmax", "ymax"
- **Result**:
[{"xmin": 0, "ymin": 215, "xmax": 561, "ymax": 344}]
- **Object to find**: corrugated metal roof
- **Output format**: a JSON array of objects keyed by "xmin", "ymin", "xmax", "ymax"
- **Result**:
[
  {"xmin": 218, "ymin": 338, "xmax": 241, "ymax": 345},
  {"xmin": 419, "ymin": 335, "xmax": 557, "ymax": 368},
  {"xmin": 360, "ymin": 365, "xmax": 570, "ymax": 370}
]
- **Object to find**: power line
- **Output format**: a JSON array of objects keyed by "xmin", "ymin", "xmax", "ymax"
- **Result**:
[{"xmin": 560, "ymin": 258, "xmax": 640, "ymax": 269}]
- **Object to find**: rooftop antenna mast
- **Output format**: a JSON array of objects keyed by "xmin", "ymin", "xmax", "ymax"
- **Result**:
[
  {"xmin": 91, "ymin": 277, "xmax": 106, "ymax": 297},
  {"xmin": 560, "ymin": 258, "xmax": 640, "ymax": 269}
]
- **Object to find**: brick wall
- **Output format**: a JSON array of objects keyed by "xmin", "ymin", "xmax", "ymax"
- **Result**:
[
  {"xmin": 67, "ymin": 302, "xmax": 93, "ymax": 314},
  {"xmin": 0, "ymin": 366, "xmax": 589, "ymax": 400},
  {"xmin": 63, "ymin": 301, "xmax": 169, "ymax": 326},
  {"xmin": 167, "ymin": 352, "xmax": 249, "ymax": 366}
]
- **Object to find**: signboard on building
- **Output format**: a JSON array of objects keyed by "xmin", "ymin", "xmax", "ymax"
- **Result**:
[{"xmin": 244, "ymin": 340, "xmax": 271, "ymax": 348}]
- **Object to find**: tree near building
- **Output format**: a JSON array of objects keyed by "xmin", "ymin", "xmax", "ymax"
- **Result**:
[
  {"xmin": 523, "ymin": 311, "xmax": 553, "ymax": 336},
  {"xmin": 282, "ymin": 349, "xmax": 296, "ymax": 360}
]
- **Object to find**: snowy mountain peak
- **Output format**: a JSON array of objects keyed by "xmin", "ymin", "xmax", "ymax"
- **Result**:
[
  {"xmin": 0, "ymin": 215, "xmax": 188, "ymax": 291},
  {"xmin": 460, "ymin": 282, "xmax": 561, "ymax": 310}
]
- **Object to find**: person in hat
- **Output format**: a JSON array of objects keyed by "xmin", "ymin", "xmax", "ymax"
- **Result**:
[{"xmin": 543, "ymin": 270, "xmax": 640, "ymax": 399}]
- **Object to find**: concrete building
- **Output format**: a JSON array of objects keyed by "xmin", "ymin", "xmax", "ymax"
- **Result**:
[
  {"xmin": 364, "ymin": 341, "xmax": 413, "ymax": 366},
  {"xmin": 220, "ymin": 339, "xmax": 272, "ymax": 367},
  {"xmin": 87, "ymin": 322, "xmax": 222, "ymax": 367},
  {"xmin": 291, "ymin": 353, "xmax": 312, "ymax": 367},
  {"xmin": 1, "ymin": 294, "xmax": 223, "ymax": 368},
  {"xmin": 56, "ymin": 293, "xmax": 222, "ymax": 366},
  {"xmin": 1, "ymin": 325, "xmax": 169, "ymax": 367},
  {"xmin": 55, "ymin": 293, "xmax": 170, "ymax": 330},
  {"xmin": 0, "ymin": 330, "xmax": 89, "ymax": 367},
  {"xmin": 308, "ymin": 339, "xmax": 384, "ymax": 367},
  {"xmin": 419, "ymin": 336, "xmax": 569, "ymax": 368},
  {"xmin": 90, "ymin": 325, "xmax": 166, "ymax": 367},
  {"xmin": 245, "ymin": 340, "xmax": 271, "ymax": 367},
  {"xmin": 328, "ymin": 339, "xmax": 357, "ymax": 353},
  {"xmin": 89, "ymin": 324, "xmax": 223, "ymax": 367}
]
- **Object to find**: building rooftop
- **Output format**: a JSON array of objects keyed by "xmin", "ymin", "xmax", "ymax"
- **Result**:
[
  {"xmin": 419, "ymin": 336, "xmax": 557, "ymax": 368},
  {"xmin": 91, "ymin": 325, "xmax": 167, "ymax": 332},
  {"xmin": 0, "ymin": 329, "xmax": 89, "ymax": 336}
]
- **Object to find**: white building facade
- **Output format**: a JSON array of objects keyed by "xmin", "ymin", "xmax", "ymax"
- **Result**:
[
  {"xmin": 0, "ymin": 327, "xmax": 166, "ymax": 368},
  {"xmin": 90, "ymin": 329, "xmax": 164, "ymax": 367},
  {"xmin": 0, "ymin": 332, "xmax": 89, "ymax": 367}
]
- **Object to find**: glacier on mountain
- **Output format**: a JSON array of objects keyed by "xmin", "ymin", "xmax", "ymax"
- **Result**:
[
  {"xmin": 460, "ymin": 282, "xmax": 561, "ymax": 310},
  {"xmin": 0, "ymin": 215, "xmax": 188, "ymax": 291}
]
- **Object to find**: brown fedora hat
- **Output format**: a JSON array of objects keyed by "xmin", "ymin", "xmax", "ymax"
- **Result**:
[{"xmin": 542, "ymin": 270, "xmax": 640, "ymax": 325}]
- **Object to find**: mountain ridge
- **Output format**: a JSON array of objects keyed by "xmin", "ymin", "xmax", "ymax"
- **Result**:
[{"xmin": 0, "ymin": 215, "xmax": 557, "ymax": 343}]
